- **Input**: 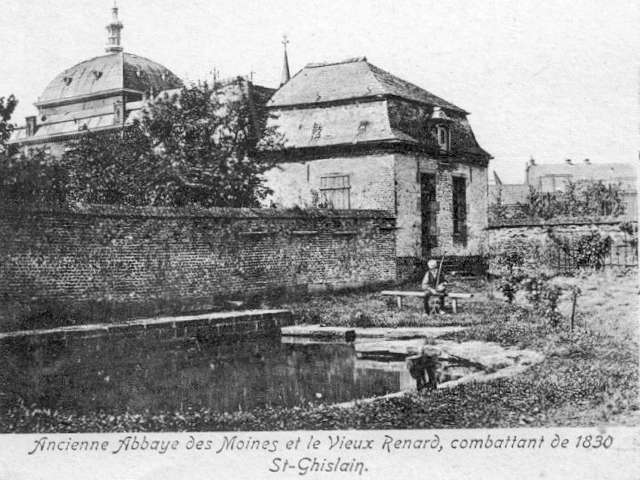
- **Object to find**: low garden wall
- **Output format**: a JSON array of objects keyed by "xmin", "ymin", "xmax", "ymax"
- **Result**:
[
  {"xmin": 0, "ymin": 206, "xmax": 396, "ymax": 329},
  {"xmin": 487, "ymin": 218, "xmax": 637, "ymax": 273}
]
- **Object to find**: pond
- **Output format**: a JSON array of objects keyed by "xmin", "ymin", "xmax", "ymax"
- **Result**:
[{"xmin": 0, "ymin": 334, "xmax": 430, "ymax": 415}]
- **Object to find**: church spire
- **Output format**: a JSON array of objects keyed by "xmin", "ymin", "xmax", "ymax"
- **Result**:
[
  {"xmin": 280, "ymin": 35, "xmax": 291, "ymax": 86},
  {"xmin": 105, "ymin": 2, "xmax": 124, "ymax": 53}
]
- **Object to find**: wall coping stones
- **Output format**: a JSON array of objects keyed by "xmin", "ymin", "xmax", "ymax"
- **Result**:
[
  {"xmin": 0, "ymin": 309, "xmax": 293, "ymax": 341},
  {"xmin": 487, "ymin": 216, "xmax": 636, "ymax": 229},
  {"xmin": 0, "ymin": 204, "xmax": 396, "ymax": 221}
]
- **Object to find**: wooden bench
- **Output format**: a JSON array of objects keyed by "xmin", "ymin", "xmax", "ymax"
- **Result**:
[{"xmin": 380, "ymin": 290, "xmax": 474, "ymax": 313}]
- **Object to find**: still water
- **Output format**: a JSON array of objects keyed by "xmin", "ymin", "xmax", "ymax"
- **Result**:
[{"xmin": 0, "ymin": 334, "xmax": 416, "ymax": 414}]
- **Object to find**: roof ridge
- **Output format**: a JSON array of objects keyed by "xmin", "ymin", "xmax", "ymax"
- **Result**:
[
  {"xmin": 305, "ymin": 56, "xmax": 367, "ymax": 68},
  {"xmin": 365, "ymin": 61, "xmax": 466, "ymax": 113}
]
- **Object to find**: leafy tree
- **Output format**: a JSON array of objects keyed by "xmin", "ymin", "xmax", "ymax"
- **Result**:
[
  {"xmin": 0, "ymin": 148, "xmax": 68, "ymax": 208},
  {"xmin": 63, "ymin": 124, "xmax": 152, "ymax": 205},
  {"xmin": 0, "ymin": 95, "xmax": 69, "ymax": 208},
  {"xmin": 62, "ymin": 82, "xmax": 283, "ymax": 207},
  {"xmin": 0, "ymin": 95, "xmax": 18, "ymax": 155}
]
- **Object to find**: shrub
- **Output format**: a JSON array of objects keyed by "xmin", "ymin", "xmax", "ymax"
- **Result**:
[
  {"xmin": 526, "ymin": 180, "xmax": 626, "ymax": 219},
  {"xmin": 520, "ymin": 274, "xmax": 563, "ymax": 326},
  {"xmin": 548, "ymin": 230, "xmax": 612, "ymax": 269},
  {"xmin": 619, "ymin": 221, "xmax": 638, "ymax": 249},
  {"xmin": 488, "ymin": 238, "xmax": 540, "ymax": 276},
  {"xmin": 497, "ymin": 275, "xmax": 521, "ymax": 303},
  {"xmin": 495, "ymin": 272, "xmax": 565, "ymax": 327}
]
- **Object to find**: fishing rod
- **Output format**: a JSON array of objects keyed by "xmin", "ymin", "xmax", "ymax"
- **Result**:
[{"xmin": 435, "ymin": 251, "xmax": 446, "ymax": 287}]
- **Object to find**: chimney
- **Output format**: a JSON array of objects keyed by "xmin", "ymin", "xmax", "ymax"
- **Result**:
[
  {"xmin": 584, "ymin": 158, "xmax": 591, "ymax": 165},
  {"xmin": 565, "ymin": 158, "xmax": 572, "ymax": 165},
  {"xmin": 25, "ymin": 116, "xmax": 37, "ymax": 137}
]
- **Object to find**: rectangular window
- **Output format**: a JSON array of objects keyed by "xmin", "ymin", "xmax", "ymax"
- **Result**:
[
  {"xmin": 420, "ymin": 173, "xmax": 438, "ymax": 257},
  {"xmin": 320, "ymin": 174, "xmax": 350, "ymax": 209},
  {"xmin": 452, "ymin": 176, "xmax": 467, "ymax": 242}
]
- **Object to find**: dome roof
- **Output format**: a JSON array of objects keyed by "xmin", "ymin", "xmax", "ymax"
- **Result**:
[{"xmin": 37, "ymin": 52, "xmax": 183, "ymax": 106}]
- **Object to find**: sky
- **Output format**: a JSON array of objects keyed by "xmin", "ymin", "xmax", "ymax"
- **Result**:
[{"xmin": 1, "ymin": 0, "xmax": 637, "ymax": 183}]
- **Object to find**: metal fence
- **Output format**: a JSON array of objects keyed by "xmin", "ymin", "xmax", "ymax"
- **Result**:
[{"xmin": 549, "ymin": 241, "xmax": 638, "ymax": 271}]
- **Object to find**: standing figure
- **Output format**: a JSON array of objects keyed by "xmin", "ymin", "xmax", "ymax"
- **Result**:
[
  {"xmin": 406, "ymin": 346, "xmax": 439, "ymax": 391},
  {"xmin": 421, "ymin": 259, "xmax": 447, "ymax": 314}
]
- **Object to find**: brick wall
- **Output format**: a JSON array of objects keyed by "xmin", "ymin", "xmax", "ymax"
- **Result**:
[{"xmin": 0, "ymin": 206, "xmax": 396, "ymax": 312}]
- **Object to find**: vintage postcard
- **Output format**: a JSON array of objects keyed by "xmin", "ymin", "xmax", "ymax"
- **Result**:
[{"xmin": 0, "ymin": 0, "xmax": 638, "ymax": 478}]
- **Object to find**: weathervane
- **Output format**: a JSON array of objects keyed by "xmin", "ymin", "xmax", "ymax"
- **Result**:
[{"xmin": 280, "ymin": 34, "xmax": 291, "ymax": 86}]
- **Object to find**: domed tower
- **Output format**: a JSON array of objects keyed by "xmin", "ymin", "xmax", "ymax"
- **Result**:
[{"xmin": 9, "ymin": 3, "xmax": 183, "ymax": 156}]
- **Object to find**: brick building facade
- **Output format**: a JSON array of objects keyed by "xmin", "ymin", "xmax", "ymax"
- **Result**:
[{"xmin": 262, "ymin": 58, "xmax": 491, "ymax": 275}]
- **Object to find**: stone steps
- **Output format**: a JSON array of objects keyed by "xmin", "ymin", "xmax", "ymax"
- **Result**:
[{"xmin": 280, "ymin": 324, "xmax": 464, "ymax": 340}]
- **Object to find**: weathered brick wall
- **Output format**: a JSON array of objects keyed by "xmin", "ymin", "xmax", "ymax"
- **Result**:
[{"xmin": 0, "ymin": 206, "xmax": 396, "ymax": 308}]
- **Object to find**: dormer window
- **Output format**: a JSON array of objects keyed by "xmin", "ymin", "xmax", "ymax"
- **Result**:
[
  {"xmin": 310, "ymin": 123, "xmax": 322, "ymax": 141},
  {"xmin": 436, "ymin": 125, "xmax": 450, "ymax": 152},
  {"xmin": 354, "ymin": 120, "xmax": 369, "ymax": 142}
]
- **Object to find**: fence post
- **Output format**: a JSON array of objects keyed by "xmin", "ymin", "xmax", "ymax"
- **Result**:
[{"xmin": 570, "ymin": 289, "xmax": 578, "ymax": 332}]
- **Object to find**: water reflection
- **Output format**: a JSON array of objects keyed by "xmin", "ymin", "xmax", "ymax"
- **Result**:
[{"xmin": 0, "ymin": 334, "xmax": 411, "ymax": 414}]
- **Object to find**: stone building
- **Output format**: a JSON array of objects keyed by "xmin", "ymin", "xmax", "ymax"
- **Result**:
[
  {"xmin": 8, "ymin": 4, "xmax": 183, "ymax": 156},
  {"xmin": 262, "ymin": 57, "xmax": 491, "ymax": 275},
  {"xmin": 7, "ymin": 7, "xmax": 492, "ymax": 277}
]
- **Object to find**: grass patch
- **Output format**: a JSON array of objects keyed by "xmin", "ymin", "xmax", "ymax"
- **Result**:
[
  {"xmin": 1, "ymin": 270, "xmax": 637, "ymax": 432},
  {"xmin": 278, "ymin": 278, "xmax": 486, "ymax": 328}
]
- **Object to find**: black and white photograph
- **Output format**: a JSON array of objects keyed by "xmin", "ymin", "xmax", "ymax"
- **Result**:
[{"xmin": 0, "ymin": 1, "xmax": 638, "ymax": 478}]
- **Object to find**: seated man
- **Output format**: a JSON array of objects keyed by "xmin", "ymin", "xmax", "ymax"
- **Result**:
[{"xmin": 421, "ymin": 259, "xmax": 447, "ymax": 314}]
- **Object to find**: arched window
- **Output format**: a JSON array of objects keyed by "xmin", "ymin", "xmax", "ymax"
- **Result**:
[{"xmin": 436, "ymin": 125, "xmax": 450, "ymax": 152}]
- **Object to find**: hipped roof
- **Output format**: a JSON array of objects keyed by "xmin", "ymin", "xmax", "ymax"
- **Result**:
[{"xmin": 268, "ymin": 57, "xmax": 466, "ymax": 112}]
